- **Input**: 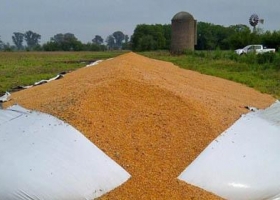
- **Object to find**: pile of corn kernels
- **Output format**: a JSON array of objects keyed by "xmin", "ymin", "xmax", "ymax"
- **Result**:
[{"xmin": 5, "ymin": 52, "xmax": 275, "ymax": 199}]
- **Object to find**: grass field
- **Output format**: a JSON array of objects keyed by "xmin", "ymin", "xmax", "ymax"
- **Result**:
[
  {"xmin": 0, "ymin": 50, "xmax": 279, "ymax": 99},
  {"xmin": 141, "ymin": 50, "xmax": 280, "ymax": 99},
  {"xmin": 0, "ymin": 51, "xmax": 127, "ymax": 96}
]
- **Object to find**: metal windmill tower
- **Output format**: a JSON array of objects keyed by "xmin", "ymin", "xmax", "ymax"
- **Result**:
[{"xmin": 249, "ymin": 14, "xmax": 264, "ymax": 32}]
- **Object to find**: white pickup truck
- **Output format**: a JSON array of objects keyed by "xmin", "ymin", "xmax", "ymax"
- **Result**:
[{"xmin": 235, "ymin": 45, "xmax": 276, "ymax": 55}]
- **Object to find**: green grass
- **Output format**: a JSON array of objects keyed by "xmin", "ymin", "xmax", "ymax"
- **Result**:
[
  {"xmin": 0, "ymin": 51, "xmax": 127, "ymax": 95},
  {"xmin": 140, "ymin": 51, "xmax": 280, "ymax": 99},
  {"xmin": 1, "ymin": 50, "xmax": 279, "ymax": 99}
]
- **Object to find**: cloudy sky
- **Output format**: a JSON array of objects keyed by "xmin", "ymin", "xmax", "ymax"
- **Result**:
[{"xmin": 0, "ymin": 0, "xmax": 279, "ymax": 44}]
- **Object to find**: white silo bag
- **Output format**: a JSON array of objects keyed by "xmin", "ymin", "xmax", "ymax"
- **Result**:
[
  {"xmin": 179, "ymin": 101, "xmax": 280, "ymax": 200},
  {"xmin": 0, "ymin": 105, "xmax": 130, "ymax": 200}
]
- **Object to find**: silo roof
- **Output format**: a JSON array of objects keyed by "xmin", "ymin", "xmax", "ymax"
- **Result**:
[{"xmin": 172, "ymin": 11, "xmax": 194, "ymax": 21}]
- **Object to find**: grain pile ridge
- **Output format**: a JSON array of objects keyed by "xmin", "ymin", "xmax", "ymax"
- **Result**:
[{"xmin": 4, "ymin": 52, "xmax": 275, "ymax": 199}]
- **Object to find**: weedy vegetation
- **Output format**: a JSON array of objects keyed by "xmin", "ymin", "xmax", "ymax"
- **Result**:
[{"xmin": 141, "ymin": 50, "xmax": 280, "ymax": 98}]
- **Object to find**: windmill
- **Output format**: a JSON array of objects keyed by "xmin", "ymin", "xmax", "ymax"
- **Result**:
[{"xmin": 249, "ymin": 14, "xmax": 264, "ymax": 32}]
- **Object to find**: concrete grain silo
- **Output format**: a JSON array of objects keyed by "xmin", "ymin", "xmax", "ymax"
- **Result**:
[{"xmin": 171, "ymin": 11, "xmax": 197, "ymax": 54}]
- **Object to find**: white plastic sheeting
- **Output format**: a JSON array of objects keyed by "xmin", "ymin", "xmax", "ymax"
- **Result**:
[
  {"xmin": 33, "ymin": 74, "xmax": 64, "ymax": 86},
  {"xmin": 0, "ymin": 92, "xmax": 11, "ymax": 102},
  {"xmin": 13, "ymin": 74, "xmax": 64, "ymax": 90},
  {"xmin": 86, "ymin": 60, "xmax": 103, "ymax": 67},
  {"xmin": 179, "ymin": 101, "xmax": 280, "ymax": 200},
  {"xmin": 0, "ymin": 105, "xmax": 130, "ymax": 200}
]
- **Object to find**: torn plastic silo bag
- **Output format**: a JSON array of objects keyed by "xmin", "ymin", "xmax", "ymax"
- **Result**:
[
  {"xmin": 178, "ymin": 100, "xmax": 280, "ymax": 200},
  {"xmin": 0, "ymin": 92, "xmax": 11, "ymax": 102},
  {"xmin": 0, "ymin": 105, "xmax": 130, "ymax": 200}
]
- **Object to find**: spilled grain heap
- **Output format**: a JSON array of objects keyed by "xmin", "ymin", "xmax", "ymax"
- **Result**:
[{"xmin": 4, "ymin": 52, "xmax": 275, "ymax": 199}]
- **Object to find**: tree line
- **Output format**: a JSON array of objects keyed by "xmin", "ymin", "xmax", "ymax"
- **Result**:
[
  {"xmin": 1, "ymin": 22, "xmax": 279, "ymax": 52},
  {"xmin": 0, "ymin": 31, "xmax": 130, "ymax": 51},
  {"xmin": 130, "ymin": 22, "xmax": 280, "ymax": 51}
]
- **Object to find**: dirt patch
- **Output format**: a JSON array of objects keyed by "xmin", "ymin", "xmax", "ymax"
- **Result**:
[{"xmin": 4, "ymin": 52, "xmax": 275, "ymax": 199}]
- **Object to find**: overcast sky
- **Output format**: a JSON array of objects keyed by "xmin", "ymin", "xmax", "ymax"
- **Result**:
[{"xmin": 0, "ymin": 0, "xmax": 279, "ymax": 44}]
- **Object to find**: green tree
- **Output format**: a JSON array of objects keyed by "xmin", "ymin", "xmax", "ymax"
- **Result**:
[
  {"xmin": 131, "ymin": 24, "xmax": 168, "ymax": 51},
  {"xmin": 196, "ymin": 22, "xmax": 230, "ymax": 50},
  {"xmin": 261, "ymin": 30, "xmax": 280, "ymax": 50},
  {"xmin": 42, "ymin": 42, "xmax": 58, "ymax": 51},
  {"xmin": 138, "ymin": 35, "xmax": 157, "ymax": 51},
  {"xmin": 106, "ymin": 35, "xmax": 115, "ymax": 50},
  {"xmin": 122, "ymin": 35, "xmax": 130, "ymax": 50},
  {"xmin": 83, "ymin": 42, "xmax": 106, "ymax": 51},
  {"xmin": 92, "ymin": 35, "xmax": 104, "ymax": 45},
  {"xmin": 24, "ymin": 30, "xmax": 41, "ymax": 50},
  {"xmin": 231, "ymin": 25, "xmax": 251, "ymax": 43},
  {"xmin": 3, "ymin": 43, "xmax": 14, "ymax": 51},
  {"xmin": 52, "ymin": 33, "xmax": 64, "ymax": 43},
  {"xmin": 124, "ymin": 35, "xmax": 129, "ymax": 43},
  {"xmin": 0, "ymin": 36, "xmax": 3, "ymax": 50},
  {"xmin": 63, "ymin": 33, "xmax": 83, "ymax": 51},
  {"xmin": 112, "ymin": 31, "xmax": 125, "ymax": 49},
  {"xmin": 227, "ymin": 24, "xmax": 252, "ymax": 49},
  {"xmin": 163, "ymin": 25, "xmax": 171, "ymax": 49},
  {"xmin": 12, "ymin": 32, "xmax": 25, "ymax": 50},
  {"xmin": 43, "ymin": 33, "xmax": 83, "ymax": 51}
]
